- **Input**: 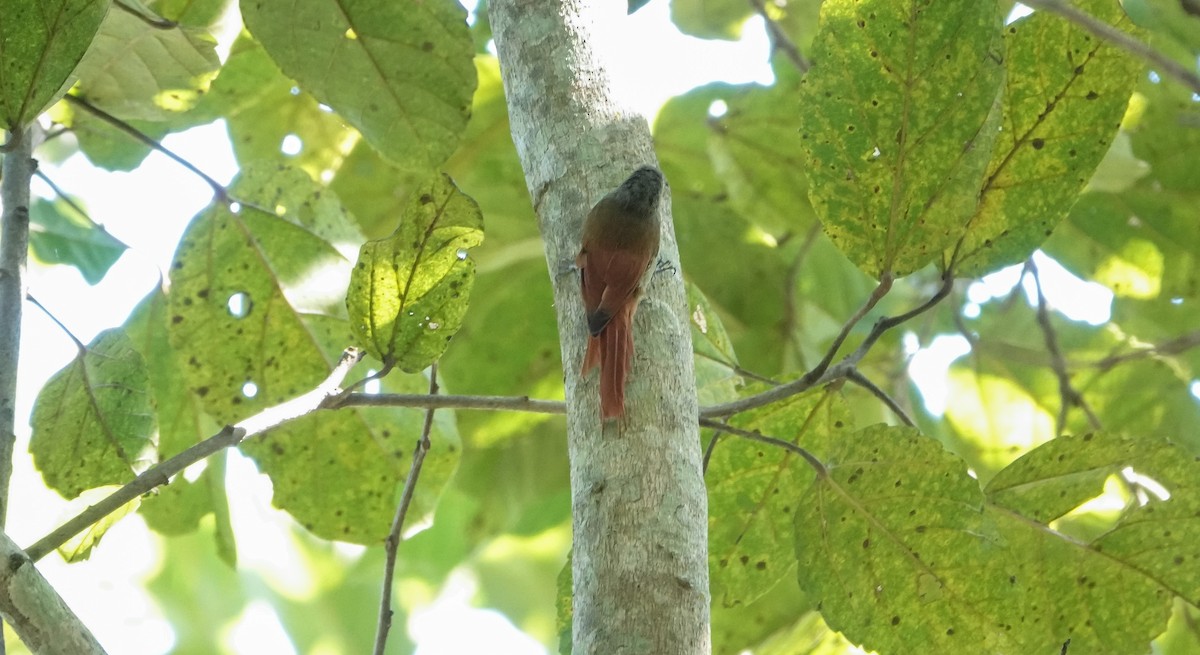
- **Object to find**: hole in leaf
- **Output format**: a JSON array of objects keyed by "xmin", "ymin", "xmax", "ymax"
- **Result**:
[
  {"xmin": 227, "ymin": 292, "xmax": 251, "ymax": 318},
  {"xmin": 281, "ymin": 134, "xmax": 303, "ymax": 156},
  {"xmin": 242, "ymin": 381, "xmax": 258, "ymax": 398},
  {"xmin": 707, "ymin": 99, "xmax": 728, "ymax": 118}
]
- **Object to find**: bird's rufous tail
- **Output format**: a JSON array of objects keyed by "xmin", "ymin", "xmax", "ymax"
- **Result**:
[{"xmin": 582, "ymin": 303, "xmax": 634, "ymax": 420}]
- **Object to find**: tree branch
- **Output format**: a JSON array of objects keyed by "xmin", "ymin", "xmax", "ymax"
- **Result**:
[
  {"xmin": 1, "ymin": 125, "xmax": 34, "ymax": 655},
  {"xmin": 698, "ymin": 418, "xmax": 826, "ymax": 476},
  {"xmin": 0, "ymin": 531, "xmax": 105, "ymax": 654},
  {"xmin": 24, "ymin": 348, "xmax": 365, "ymax": 562},
  {"xmin": 746, "ymin": 0, "xmax": 811, "ymax": 73},
  {"xmin": 338, "ymin": 392, "xmax": 565, "ymax": 414},
  {"xmin": 844, "ymin": 368, "xmax": 915, "ymax": 427},
  {"xmin": 1021, "ymin": 0, "xmax": 1200, "ymax": 95},
  {"xmin": 1028, "ymin": 262, "xmax": 1102, "ymax": 434},
  {"xmin": 1090, "ymin": 329, "xmax": 1200, "ymax": 370},
  {"xmin": 1, "ymin": 127, "xmax": 33, "ymax": 532},
  {"xmin": 702, "ymin": 271, "xmax": 952, "ymax": 418},
  {"xmin": 374, "ymin": 363, "xmax": 439, "ymax": 655},
  {"xmin": 64, "ymin": 95, "xmax": 229, "ymax": 202}
]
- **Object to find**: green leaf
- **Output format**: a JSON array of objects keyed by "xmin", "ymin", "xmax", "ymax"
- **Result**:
[
  {"xmin": 948, "ymin": 0, "xmax": 1143, "ymax": 275},
  {"xmin": 147, "ymin": 0, "xmax": 232, "ymax": 26},
  {"xmin": 986, "ymin": 432, "xmax": 1200, "ymax": 652},
  {"xmin": 347, "ymin": 173, "xmax": 484, "ymax": 371},
  {"xmin": 123, "ymin": 287, "xmax": 229, "ymax": 541},
  {"xmin": 1047, "ymin": 80, "xmax": 1200, "ymax": 300},
  {"xmin": 796, "ymin": 425, "xmax": 1023, "ymax": 654},
  {"xmin": 0, "ymin": 0, "xmax": 107, "ymax": 129},
  {"xmin": 63, "ymin": 103, "xmax": 167, "ymax": 171},
  {"xmin": 710, "ymin": 71, "xmax": 817, "ymax": 236},
  {"xmin": 556, "ymin": 553, "xmax": 573, "ymax": 655},
  {"xmin": 797, "ymin": 426, "xmax": 1199, "ymax": 654},
  {"xmin": 688, "ymin": 282, "xmax": 743, "ymax": 406},
  {"xmin": 168, "ymin": 165, "xmax": 359, "ymax": 424},
  {"xmin": 71, "ymin": 4, "xmax": 219, "ymax": 120},
  {"xmin": 241, "ymin": 0, "xmax": 477, "ymax": 171},
  {"xmin": 798, "ymin": 0, "xmax": 1004, "ymax": 278},
  {"xmin": 709, "ymin": 387, "xmax": 852, "ymax": 607},
  {"xmin": 30, "ymin": 329, "xmax": 156, "ymax": 498},
  {"xmin": 168, "ymin": 164, "xmax": 460, "ymax": 543},
  {"xmin": 28, "ymin": 197, "xmax": 127, "ymax": 284},
  {"xmin": 190, "ymin": 36, "xmax": 355, "ymax": 177},
  {"xmin": 671, "ymin": 0, "xmax": 753, "ymax": 40}
]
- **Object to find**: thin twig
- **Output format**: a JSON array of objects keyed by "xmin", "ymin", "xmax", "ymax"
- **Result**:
[
  {"xmin": 844, "ymin": 369, "xmax": 915, "ymax": 427},
  {"xmin": 374, "ymin": 363, "xmax": 439, "ymax": 655},
  {"xmin": 702, "ymin": 271, "xmax": 951, "ymax": 418},
  {"xmin": 747, "ymin": 0, "xmax": 811, "ymax": 73},
  {"xmin": 804, "ymin": 273, "xmax": 895, "ymax": 383},
  {"xmin": 1029, "ymin": 262, "xmax": 1102, "ymax": 434},
  {"xmin": 24, "ymin": 348, "xmax": 365, "ymax": 562},
  {"xmin": 695, "ymin": 351, "xmax": 780, "ymax": 386},
  {"xmin": 337, "ymin": 392, "xmax": 565, "ymax": 414},
  {"xmin": 1021, "ymin": 0, "xmax": 1200, "ymax": 95},
  {"xmin": 64, "ymin": 95, "xmax": 229, "ymax": 202},
  {"xmin": 699, "ymin": 418, "xmax": 826, "ymax": 476},
  {"xmin": 701, "ymin": 423, "xmax": 723, "ymax": 475},
  {"xmin": 1090, "ymin": 329, "xmax": 1200, "ymax": 370}
]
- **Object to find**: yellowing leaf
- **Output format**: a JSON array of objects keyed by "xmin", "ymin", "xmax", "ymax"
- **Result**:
[
  {"xmin": 798, "ymin": 0, "xmax": 1005, "ymax": 278},
  {"xmin": 347, "ymin": 173, "xmax": 484, "ymax": 371},
  {"xmin": 948, "ymin": 0, "xmax": 1142, "ymax": 275}
]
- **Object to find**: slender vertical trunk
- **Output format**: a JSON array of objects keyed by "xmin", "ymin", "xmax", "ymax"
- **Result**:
[
  {"xmin": 0, "ymin": 127, "xmax": 32, "ymax": 536},
  {"xmin": 1, "ymin": 128, "xmax": 34, "ymax": 654},
  {"xmin": 489, "ymin": 2, "xmax": 710, "ymax": 653}
]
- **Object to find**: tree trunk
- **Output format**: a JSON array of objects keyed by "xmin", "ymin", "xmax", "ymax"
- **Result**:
[{"xmin": 489, "ymin": 2, "xmax": 710, "ymax": 654}]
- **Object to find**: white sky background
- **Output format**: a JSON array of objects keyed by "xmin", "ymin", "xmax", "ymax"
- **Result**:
[{"xmin": 7, "ymin": 1, "xmax": 1131, "ymax": 653}]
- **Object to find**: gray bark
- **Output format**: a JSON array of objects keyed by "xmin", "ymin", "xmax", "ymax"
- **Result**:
[
  {"xmin": 1, "ymin": 127, "xmax": 32, "ymax": 532},
  {"xmin": 489, "ymin": 1, "xmax": 710, "ymax": 653},
  {"xmin": 0, "ymin": 531, "xmax": 105, "ymax": 654}
]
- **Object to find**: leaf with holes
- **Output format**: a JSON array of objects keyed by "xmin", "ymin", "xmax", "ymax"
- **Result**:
[
  {"xmin": 71, "ymin": 4, "xmax": 219, "ymax": 121},
  {"xmin": 0, "ymin": 0, "xmax": 107, "ymax": 129},
  {"xmin": 347, "ymin": 173, "xmax": 483, "ymax": 371},
  {"xmin": 947, "ymin": 0, "xmax": 1142, "ymax": 275},
  {"xmin": 241, "ymin": 0, "xmax": 476, "ymax": 171},
  {"xmin": 30, "ymin": 329, "xmax": 156, "ymax": 498},
  {"xmin": 708, "ymin": 387, "xmax": 852, "ymax": 607},
  {"xmin": 123, "ymin": 287, "xmax": 234, "ymax": 556},
  {"xmin": 167, "ymin": 164, "xmax": 360, "ymax": 425},
  {"xmin": 798, "ymin": 0, "xmax": 1005, "ymax": 278},
  {"xmin": 167, "ymin": 164, "xmax": 460, "ymax": 543},
  {"xmin": 189, "ymin": 35, "xmax": 356, "ymax": 178}
]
